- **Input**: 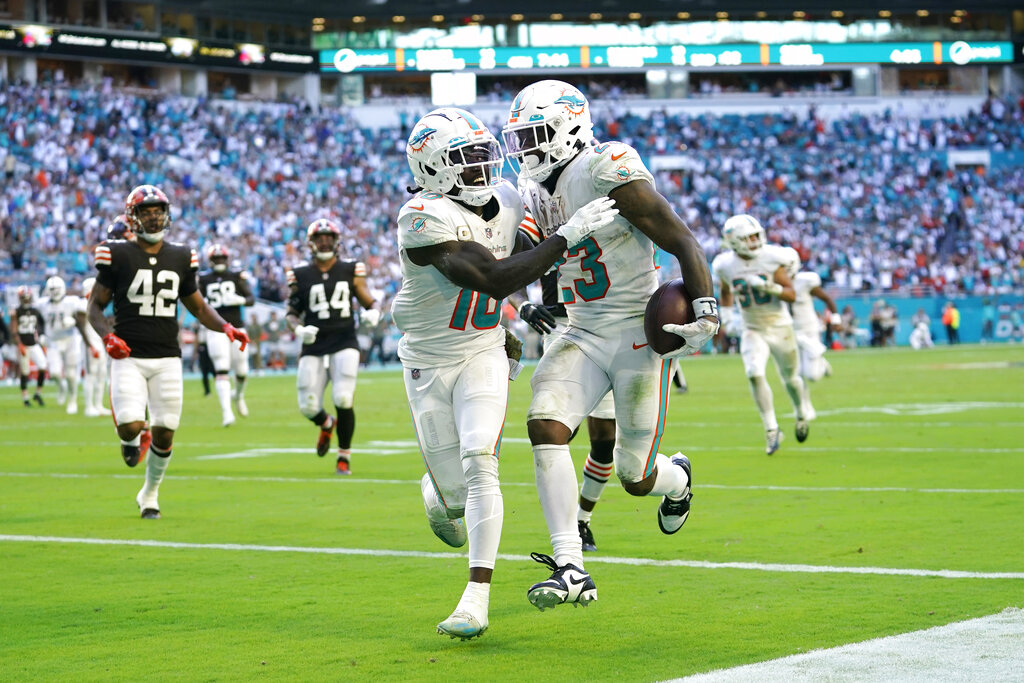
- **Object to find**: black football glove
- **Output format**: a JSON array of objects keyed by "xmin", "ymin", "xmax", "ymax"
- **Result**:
[{"xmin": 519, "ymin": 302, "xmax": 557, "ymax": 335}]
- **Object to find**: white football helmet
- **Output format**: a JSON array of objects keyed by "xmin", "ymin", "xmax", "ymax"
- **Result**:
[
  {"xmin": 502, "ymin": 80, "xmax": 594, "ymax": 182},
  {"xmin": 406, "ymin": 108, "xmax": 504, "ymax": 207},
  {"xmin": 722, "ymin": 214, "xmax": 766, "ymax": 258},
  {"xmin": 81, "ymin": 277, "xmax": 96, "ymax": 299},
  {"xmin": 45, "ymin": 276, "xmax": 66, "ymax": 302}
]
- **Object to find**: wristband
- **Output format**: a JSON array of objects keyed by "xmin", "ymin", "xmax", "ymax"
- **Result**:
[
  {"xmin": 508, "ymin": 358, "xmax": 523, "ymax": 381},
  {"xmin": 692, "ymin": 297, "xmax": 719, "ymax": 320}
]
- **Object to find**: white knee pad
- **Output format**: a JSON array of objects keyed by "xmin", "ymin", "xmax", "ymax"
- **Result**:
[{"xmin": 462, "ymin": 453, "xmax": 500, "ymax": 492}]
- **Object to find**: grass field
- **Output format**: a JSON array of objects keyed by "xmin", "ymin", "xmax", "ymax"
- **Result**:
[{"xmin": 2, "ymin": 343, "xmax": 1023, "ymax": 681}]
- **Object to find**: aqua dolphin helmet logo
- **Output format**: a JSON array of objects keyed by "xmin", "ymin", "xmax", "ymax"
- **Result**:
[
  {"xmin": 408, "ymin": 127, "xmax": 437, "ymax": 153},
  {"xmin": 554, "ymin": 91, "xmax": 587, "ymax": 118}
]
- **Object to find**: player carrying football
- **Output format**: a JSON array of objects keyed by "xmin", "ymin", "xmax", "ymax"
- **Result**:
[
  {"xmin": 88, "ymin": 184, "xmax": 249, "ymax": 519},
  {"xmin": 502, "ymin": 80, "xmax": 718, "ymax": 610},
  {"xmin": 394, "ymin": 107, "xmax": 618, "ymax": 639}
]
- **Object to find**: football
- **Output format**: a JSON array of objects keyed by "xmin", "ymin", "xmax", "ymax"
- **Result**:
[{"xmin": 643, "ymin": 278, "xmax": 695, "ymax": 355}]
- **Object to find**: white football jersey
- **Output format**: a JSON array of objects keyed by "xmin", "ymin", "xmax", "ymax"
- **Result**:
[
  {"xmin": 43, "ymin": 296, "xmax": 85, "ymax": 341},
  {"xmin": 540, "ymin": 141, "xmax": 658, "ymax": 332},
  {"xmin": 392, "ymin": 180, "xmax": 524, "ymax": 367},
  {"xmin": 791, "ymin": 271, "xmax": 823, "ymax": 334},
  {"xmin": 713, "ymin": 244, "xmax": 794, "ymax": 330}
]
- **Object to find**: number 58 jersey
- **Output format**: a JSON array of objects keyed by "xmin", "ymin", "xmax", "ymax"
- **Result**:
[
  {"xmin": 391, "ymin": 182, "xmax": 523, "ymax": 368},
  {"xmin": 94, "ymin": 239, "xmax": 198, "ymax": 358},
  {"xmin": 286, "ymin": 260, "xmax": 363, "ymax": 357}
]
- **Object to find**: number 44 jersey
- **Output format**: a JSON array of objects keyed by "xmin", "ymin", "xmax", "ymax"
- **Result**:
[
  {"xmin": 287, "ymin": 260, "xmax": 363, "ymax": 358},
  {"xmin": 94, "ymin": 239, "xmax": 198, "ymax": 358}
]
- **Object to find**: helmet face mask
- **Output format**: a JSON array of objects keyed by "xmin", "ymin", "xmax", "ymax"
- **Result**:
[
  {"xmin": 306, "ymin": 219, "xmax": 341, "ymax": 262},
  {"xmin": 207, "ymin": 244, "xmax": 230, "ymax": 273},
  {"xmin": 45, "ymin": 276, "xmax": 66, "ymax": 302},
  {"xmin": 407, "ymin": 108, "xmax": 504, "ymax": 207},
  {"xmin": 125, "ymin": 185, "xmax": 171, "ymax": 244},
  {"xmin": 723, "ymin": 214, "xmax": 766, "ymax": 259},
  {"xmin": 502, "ymin": 80, "xmax": 594, "ymax": 182}
]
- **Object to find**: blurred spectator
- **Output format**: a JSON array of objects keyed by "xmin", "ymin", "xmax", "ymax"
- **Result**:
[
  {"xmin": 941, "ymin": 301, "xmax": 961, "ymax": 344},
  {"xmin": 909, "ymin": 308, "xmax": 934, "ymax": 349},
  {"xmin": 980, "ymin": 298, "xmax": 996, "ymax": 343}
]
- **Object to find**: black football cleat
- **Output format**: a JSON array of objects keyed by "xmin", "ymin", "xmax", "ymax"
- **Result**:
[
  {"xmin": 316, "ymin": 417, "xmax": 335, "ymax": 457},
  {"xmin": 140, "ymin": 508, "xmax": 161, "ymax": 520},
  {"xmin": 527, "ymin": 552, "xmax": 597, "ymax": 611},
  {"xmin": 578, "ymin": 520, "xmax": 597, "ymax": 552},
  {"xmin": 121, "ymin": 445, "xmax": 141, "ymax": 468},
  {"xmin": 33, "ymin": 393, "xmax": 44, "ymax": 406}
]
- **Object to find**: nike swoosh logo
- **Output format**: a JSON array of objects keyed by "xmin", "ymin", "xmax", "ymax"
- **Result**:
[
  {"xmin": 611, "ymin": 152, "xmax": 626, "ymax": 161},
  {"xmin": 632, "ymin": 342, "xmax": 649, "ymax": 350},
  {"xmin": 410, "ymin": 204, "xmax": 425, "ymax": 211}
]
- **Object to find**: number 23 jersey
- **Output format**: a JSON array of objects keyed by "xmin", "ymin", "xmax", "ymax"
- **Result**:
[
  {"xmin": 287, "ymin": 260, "xmax": 362, "ymax": 357},
  {"xmin": 93, "ymin": 239, "xmax": 198, "ymax": 358}
]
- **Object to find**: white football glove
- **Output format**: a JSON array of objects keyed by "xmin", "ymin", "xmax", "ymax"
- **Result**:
[
  {"xmin": 222, "ymin": 292, "xmax": 248, "ymax": 306},
  {"xmin": 747, "ymin": 274, "xmax": 783, "ymax": 297},
  {"xmin": 362, "ymin": 308, "xmax": 381, "ymax": 328},
  {"xmin": 555, "ymin": 197, "xmax": 619, "ymax": 248},
  {"xmin": 294, "ymin": 324, "xmax": 319, "ymax": 345},
  {"xmin": 660, "ymin": 317, "xmax": 720, "ymax": 359}
]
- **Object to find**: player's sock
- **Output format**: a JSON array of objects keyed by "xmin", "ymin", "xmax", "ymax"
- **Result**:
[
  {"xmin": 783, "ymin": 374, "xmax": 809, "ymax": 420},
  {"xmin": 463, "ymin": 454, "xmax": 502, "ymax": 570},
  {"xmin": 335, "ymin": 407, "xmax": 355, "ymax": 450},
  {"xmin": 749, "ymin": 376, "xmax": 778, "ymax": 431},
  {"xmin": 455, "ymin": 581, "xmax": 490, "ymax": 623},
  {"xmin": 533, "ymin": 444, "xmax": 583, "ymax": 569},
  {"xmin": 215, "ymin": 374, "xmax": 233, "ymax": 415},
  {"xmin": 579, "ymin": 444, "xmax": 614, "ymax": 519},
  {"xmin": 647, "ymin": 452, "xmax": 690, "ymax": 499},
  {"xmin": 234, "ymin": 376, "xmax": 246, "ymax": 399},
  {"xmin": 140, "ymin": 443, "xmax": 172, "ymax": 501},
  {"xmin": 311, "ymin": 410, "xmax": 332, "ymax": 428}
]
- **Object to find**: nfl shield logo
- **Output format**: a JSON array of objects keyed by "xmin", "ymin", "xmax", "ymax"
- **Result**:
[
  {"xmin": 485, "ymin": 228, "xmax": 492, "ymax": 239},
  {"xmin": 411, "ymin": 369, "xmax": 420, "ymax": 380}
]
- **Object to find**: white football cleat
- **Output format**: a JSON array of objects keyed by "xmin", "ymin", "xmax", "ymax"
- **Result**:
[
  {"xmin": 84, "ymin": 406, "xmax": 101, "ymax": 418},
  {"xmin": 222, "ymin": 411, "xmax": 235, "ymax": 428},
  {"xmin": 765, "ymin": 429, "xmax": 783, "ymax": 455},
  {"xmin": 657, "ymin": 453, "xmax": 692, "ymax": 534},
  {"xmin": 436, "ymin": 609, "xmax": 488, "ymax": 640},
  {"xmin": 235, "ymin": 396, "xmax": 249, "ymax": 418},
  {"xmin": 795, "ymin": 419, "xmax": 810, "ymax": 443},
  {"xmin": 66, "ymin": 401, "xmax": 78, "ymax": 415},
  {"xmin": 420, "ymin": 474, "xmax": 467, "ymax": 548},
  {"xmin": 136, "ymin": 486, "xmax": 160, "ymax": 520}
]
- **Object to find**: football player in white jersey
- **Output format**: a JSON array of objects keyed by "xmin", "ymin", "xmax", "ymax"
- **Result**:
[
  {"xmin": 502, "ymin": 80, "xmax": 719, "ymax": 610},
  {"xmin": 713, "ymin": 215, "xmax": 814, "ymax": 455},
  {"xmin": 789, "ymin": 269, "xmax": 839, "ymax": 382},
  {"xmin": 393, "ymin": 107, "xmax": 618, "ymax": 640},
  {"xmin": 41, "ymin": 276, "xmax": 101, "ymax": 414},
  {"xmin": 79, "ymin": 276, "xmax": 108, "ymax": 417}
]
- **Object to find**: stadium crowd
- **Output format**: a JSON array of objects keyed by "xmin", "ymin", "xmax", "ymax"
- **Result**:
[{"xmin": 1, "ymin": 80, "xmax": 1023, "ymax": 311}]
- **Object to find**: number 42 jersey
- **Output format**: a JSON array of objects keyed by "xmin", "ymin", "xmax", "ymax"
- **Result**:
[
  {"xmin": 287, "ymin": 260, "xmax": 363, "ymax": 358},
  {"xmin": 94, "ymin": 239, "xmax": 198, "ymax": 358}
]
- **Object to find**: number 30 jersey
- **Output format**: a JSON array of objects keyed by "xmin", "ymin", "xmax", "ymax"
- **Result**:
[
  {"xmin": 391, "ymin": 181, "xmax": 523, "ymax": 368},
  {"xmin": 286, "ymin": 260, "xmax": 362, "ymax": 357},
  {"xmin": 532, "ymin": 141, "xmax": 658, "ymax": 333},
  {"xmin": 712, "ymin": 244, "xmax": 794, "ymax": 331},
  {"xmin": 93, "ymin": 239, "xmax": 199, "ymax": 358}
]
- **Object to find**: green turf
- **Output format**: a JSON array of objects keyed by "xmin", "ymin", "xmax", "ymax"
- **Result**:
[{"xmin": 2, "ymin": 344, "xmax": 1022, "ymax": 681}]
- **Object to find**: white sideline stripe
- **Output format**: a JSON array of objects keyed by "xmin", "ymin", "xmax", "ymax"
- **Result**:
[
  {"xmin": 1, "ymin": 535, "xmax": 1022, "ymax": 580},
  {"xmin": 674, "ymin": 607, "xmax": 1024, "ymax": 683},
  {"xmin": 2, "ymin": 471, "xmax": 1024, "ymax": 495}
]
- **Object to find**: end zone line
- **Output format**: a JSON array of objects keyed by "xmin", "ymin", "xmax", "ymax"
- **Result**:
[{"xmin": 2, "ymin": 535, "xmax": 1022, "ymax": 580}]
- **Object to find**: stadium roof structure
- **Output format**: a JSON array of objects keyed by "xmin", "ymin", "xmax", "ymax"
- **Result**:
[{"xmin": 168, "ymin": 0, "xmax": 1018, "ymax": 23}]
